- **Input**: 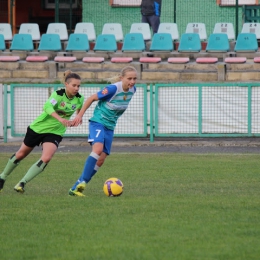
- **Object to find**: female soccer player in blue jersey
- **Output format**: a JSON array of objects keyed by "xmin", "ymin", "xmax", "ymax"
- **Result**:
[
  {"xmin": 0, "ymin": 71, "xmax": 84, "ymax": 193},
  {"xmin": 69, "ymin": 66, "xmax": 137, "ymax": 197}
]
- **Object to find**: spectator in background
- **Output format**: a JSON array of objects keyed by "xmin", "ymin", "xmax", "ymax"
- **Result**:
[{"xmin": 141, "ymin": 0, "xmax": 162, "ymax": 34}]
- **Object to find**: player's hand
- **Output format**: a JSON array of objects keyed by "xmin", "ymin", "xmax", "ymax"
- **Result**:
[
  {"xmin": 60, "ymin": 118, "xmax": 72, "ymax": 127},
  {"xmin": 71, "ymin": 115, "xmax": 83, "ymax": 126}
]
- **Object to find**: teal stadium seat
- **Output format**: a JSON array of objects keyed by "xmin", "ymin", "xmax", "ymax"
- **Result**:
[
  {"xmin": 122, "ymin": 33, "xmax": 145, "ymax": 52},
  {"xmin": 94, "ymin": 34, "xmax": 117, "ymax": 52},
  {"xmin": 38, "ymin": 34, "xmax": 62, "ymax": 51},
  {"xmin": 0, "ymin": 34, "xmax": 6, "ymax": 50},
  {"xmin": 10, "ymin": 34, "xmax": 34, "ymax": 51},
  {"xmin": 206, "ymin": 33, "xmax": 230, "ymax": 52},
  {"xmin": 178, "ymin": 33, "xmax": 201, "ymax": 52},
  {"xmin": 150, "ymin": 33, "xmax": 173, "ymax": 51},
  {"xmin": 234, "ymin": 33, "xmax": 258, "ymax": 52},
  {"xmin": 66, "ymin": 33, "xmax": 89, "ymax": 51}
]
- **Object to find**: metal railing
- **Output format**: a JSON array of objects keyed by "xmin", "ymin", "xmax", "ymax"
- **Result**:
[{"xmin": 3, "ymin": 83, "xmax": 260, "ymax": 143}]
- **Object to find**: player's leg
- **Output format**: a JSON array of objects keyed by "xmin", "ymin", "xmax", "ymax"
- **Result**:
[
  {"xmin": 14, "ymin": 134, "xmax": 61, "ymax": 193},
  {"xmin": 0, "ymin": 142, "xmax": 34, "ymax": 192},
  {"xmin": 69, "ymin": 121, "xmax": 105, "ymax": 196},
  {"xmin": 90, "ymin": 127, "xmax": 113, "ymax": 179}
]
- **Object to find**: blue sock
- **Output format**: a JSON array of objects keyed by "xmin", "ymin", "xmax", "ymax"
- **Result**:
[
  {"xmin": 71, "ymin": 152, "xmax": 100, "ymax": 190},
  {"xmin": 71, "ymin": 164, "xmax": 100, "ymax": 190}
]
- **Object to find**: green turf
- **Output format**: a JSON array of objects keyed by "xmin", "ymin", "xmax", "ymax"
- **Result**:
[{"xmin": 0, "ymin": 153, "xmax": 260, "ymax": 260}]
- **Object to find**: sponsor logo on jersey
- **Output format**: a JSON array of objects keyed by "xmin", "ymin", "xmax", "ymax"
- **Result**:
[
  {"xmin": 60, "ymin": 101, "xmax": 66, "ymax": 107},
  {"xmin": 102, "ymin": 88, "xmax": 108, "ymax": 95},
  {"xmin": 50, "ymin": 98, "xmax": 57, "ymax": 106},
  {"xmin": 56, "ymin": 110, "xmax": 67, "ymax": 116},
  {"xmin": 72, "ymin": 104, "xmax": 76, "ymax": 110}
]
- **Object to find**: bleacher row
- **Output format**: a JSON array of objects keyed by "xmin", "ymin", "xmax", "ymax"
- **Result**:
[{"xmin": 1, "ymin": 22, "xmax": 260, "ymax": 64}]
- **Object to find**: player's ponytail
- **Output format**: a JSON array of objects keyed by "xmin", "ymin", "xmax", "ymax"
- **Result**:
[
  {"xmin": 107, "ymin": 66, "xmax": 137, "ymax": 84},
  {"xmin": 63, "ymin": 70, "xmax": 81, "ymax": 84}
]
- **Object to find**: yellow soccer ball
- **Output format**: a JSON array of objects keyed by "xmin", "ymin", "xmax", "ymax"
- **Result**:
[{"xmin": 103, "ymin": 177, "xmax": 124, "ymax": 197}]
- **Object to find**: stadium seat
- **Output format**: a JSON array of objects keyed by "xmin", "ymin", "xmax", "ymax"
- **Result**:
[
  {"xmin": 102, "ymin": 23, "xmax": 124, "ymax": 42},
  {"xmin": 225, "ymin": 57, "xmax": 247, "ymax": 63},
  {"xmin": 130, "ymin": 23, "xmax": 151, "ymax": 41},
  {"xmin": 74, "ymin": 22, "xmax": 96, "ymax": 41},
  {"xmin": 234, "ymin": 33, "xmax": 258, "ymax": 52},
  {"xmin": 253, "ymin": 57, "xmax": 260, "ymax": 63},
  {"xmin": 38, "ymin": 34, "xmax": 62, "ymax": 51},
  {"xmin": 213, "ymin": 23, "xmax": 235, "ymax": 41},
  {"xmin": 196, "ymin": 57, "xmax": 218, "ymax": 63},
  {"xmin": 241, "ymin": 23, "xmax": 260, "ymax": 39},
  {"xmin": 19, "ymin": 23, "xmax": 41, "ymax": 41},
  {"xmin": 168, "ymin": 57, "xmax": 190, "ymax": 63},
  {"xmin": 158, "ymin": 23, "xmax": 179, "ymax": 41},
  {"xmin": 122, "ymin": 33, "xmax": 145, "ymax": 52},
  {"xmin": 0, "ymin": 34, "xmax": 6, "ymax": 51},
  {"xmin": 26, "ymin": 56, "xmax": 48, "ymax": 62},
  {"xmin": 206, "ymin": 33, "xmax": 230, "ymax": 52},
  {"xmin": 93, "ymin": 34, "xmax": 117, "ymax": 52},
  {"xmin": 46, "ymin": 23, "xmax": 68, "ymax": 41},
  {"xmin": 10, "ymin": 34, "xmax": 34, "ymax": 51},
  {"xmin": 0, "ymin": 56, "xmax": 20, "ymax": 61},
  {"xmin": 150, "ymin": 33, "xmax": 173, "ymax": 52},
  {"xmin": 111, "ymin": 57, "xmax": 133, "ymax": 63},
  {"xmin": 54, "ymin": 56, "xmax": 77, "ymax": 62},
  {"xmin": 178, "ymin": 33, "xmax": 201, "ymax": 52},
  {"xmin": 185, "ymin": 23, "xmax": 207, "ymax": 41},
  {"xmin": 139, "ymin": 57, "xmax": 161, "ymax": 63},
  {"xmin": 0, "ymin": 23, "xmax": 13, "ymax": 40},
  {"xmin": 66, "ymin": 33, "xmax": 89, "ymax": 51},
  {"xmin": 82, "ymin": 57, "xmax": 104, "ymax": 63}
]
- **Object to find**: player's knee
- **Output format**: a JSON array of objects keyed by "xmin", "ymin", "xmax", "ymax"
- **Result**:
[{"xmin": 40, "ymin": 155, "xmax": 53, "ymax": 163}]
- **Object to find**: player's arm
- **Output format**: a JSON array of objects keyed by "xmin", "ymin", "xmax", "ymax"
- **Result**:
[
  {"xmin": 44, "ymin": 92, "xmax": 71, "ymax": 127},
  {"xmin": 71, "ymin": 93, "xmax": 99, "ymax": 126}
]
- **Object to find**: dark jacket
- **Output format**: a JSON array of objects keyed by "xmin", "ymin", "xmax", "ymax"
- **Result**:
[{"xmin": 141, "ymin": 0, "xmax": 162, "ymax": 16}]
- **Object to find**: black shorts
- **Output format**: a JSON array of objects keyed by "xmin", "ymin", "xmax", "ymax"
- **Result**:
[{"xmin": 23, "ymin": 127, "xmax": 63, "ymax": 148}]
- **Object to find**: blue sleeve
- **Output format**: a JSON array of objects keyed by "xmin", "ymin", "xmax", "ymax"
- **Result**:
[{"xmin": 97, "ymin": 85, "xmax": 117, "ymax": 100}]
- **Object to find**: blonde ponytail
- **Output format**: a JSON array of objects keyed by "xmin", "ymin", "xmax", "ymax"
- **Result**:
[{"xmin": 107, "ymin": 66, "xmax": 137, "ymax": 84}]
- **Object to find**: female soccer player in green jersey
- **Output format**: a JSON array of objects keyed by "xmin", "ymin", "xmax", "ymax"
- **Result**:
[
  {"xmin": 0, "ymin": 70, "xmax": 84, "ymax": 193},
  {"xmin": 69, "ymin": 66, "xmax": 137, "ymax": 197}
]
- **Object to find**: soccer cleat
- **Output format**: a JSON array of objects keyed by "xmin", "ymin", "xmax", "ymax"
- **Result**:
[
  {"xmin": 69, "ymin": 189, "xmax": 85, "ymax": 197},
  {"xmin": 14, "ymin": 182, "xmax": 25, "ymax": 193},
  {"xmin": 0, "ymin": 178, "xmax": 5, "ymax": 192},
  {"xmin": 76, "ymin": 182, "xmax": 86, "ymax": 193},
  {"xmin": 69, "ymin": 182, "xmax": 86, "ymax": 197}
]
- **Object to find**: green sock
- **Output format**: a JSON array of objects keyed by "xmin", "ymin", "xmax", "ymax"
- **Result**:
[
  {"xmin": 0, "ymin": 154, "xmax": 20, "ymax": 180},
  {"xmin": 20, "ymin": 160, "xmax": 47, "ymax": 184}
]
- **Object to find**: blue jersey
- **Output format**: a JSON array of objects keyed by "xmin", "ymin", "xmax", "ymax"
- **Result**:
[{"xmin": 90, "ymin": 82, "xmax": 136, "ymax": 130}]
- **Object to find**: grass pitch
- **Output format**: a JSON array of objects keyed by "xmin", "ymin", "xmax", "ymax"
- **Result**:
[{"xmin": 0, "ymin": 152, "xmax": 260, "ymax": 260}]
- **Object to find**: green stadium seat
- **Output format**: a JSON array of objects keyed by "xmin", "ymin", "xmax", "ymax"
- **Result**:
[
  {"xmin": 206, "ymin": 33, "xmax": 230, "ymax": 52},
  {"xmin": 178, "ymin": 33, "xmax": 201, "ymax": 52},
  {"xmin": 93, "ymin": 34, "xmax": 117, "ymax": 52},
  {"xmin": 38, "ymin": 34, "xmax": 62, "ymax": 51},
  {"xmin": 150, "ymin": 33, "xmax": 173, "ymax": 52},
  {"xmin": 66, "ymin": 33, "xmax": 89, "ymax": 51},
  {"xmin": 122, "ymin": 33, "xmax": 145, "ymax": 52},
  {"xmin": 234, "ymin": 33, "xmax": 258, "ymax": 52},
  {"xmin": 0, "ymin": 34, "xmax": 6, "ymax": 50},
  {"xmin": 10, "ymin": 34, "xmax": 34, "ymax": 51}
]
